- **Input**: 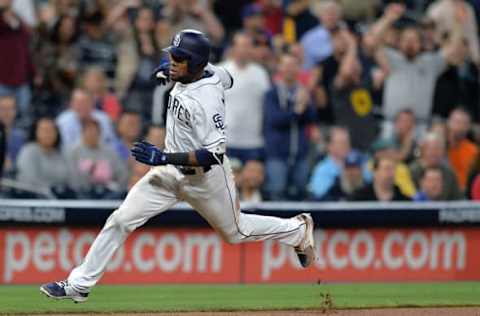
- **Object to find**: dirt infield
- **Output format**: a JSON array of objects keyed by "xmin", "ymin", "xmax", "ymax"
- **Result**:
[{"xmin": 34, "ymin": 307, "xmax": 480, "ymax": 316}]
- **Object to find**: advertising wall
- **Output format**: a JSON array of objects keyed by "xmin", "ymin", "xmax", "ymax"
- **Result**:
[{"xmin": 1, "ymin": 227, "xmax": 478, "ymax": 284}]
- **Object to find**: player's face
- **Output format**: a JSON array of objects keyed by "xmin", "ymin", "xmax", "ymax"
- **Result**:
[{"xmin": 169, "ymin": 53, "xmax": 189, "ymax": 81}]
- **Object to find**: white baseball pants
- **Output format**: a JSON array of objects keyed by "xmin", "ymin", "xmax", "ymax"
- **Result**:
[{"xmin": 68, "ymin": 158, "xmax": 306, "ymax": 293}]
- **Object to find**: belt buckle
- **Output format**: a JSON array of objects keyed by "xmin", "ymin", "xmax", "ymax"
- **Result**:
[
  {"xmin": 178, "ymin": 166, "xmax": 211, "ymax": 175},
  {"xmin": 179, "ymin": 167, "xmax": 196, "ymax": 175}
]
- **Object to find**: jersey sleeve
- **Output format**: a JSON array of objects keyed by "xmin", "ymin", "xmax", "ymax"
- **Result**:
[
  {"xmin": 191, "ymin": 92, "xmax": 227, "ymax": 153},
  {"xmin": 206, "ymin": 63, "xmax": 233, "ymax": 90}
]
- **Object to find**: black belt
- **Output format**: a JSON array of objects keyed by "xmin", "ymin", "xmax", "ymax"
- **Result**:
[{"xmin": 177, "ymin": 165, "xmax": 211, "ymax": 175}]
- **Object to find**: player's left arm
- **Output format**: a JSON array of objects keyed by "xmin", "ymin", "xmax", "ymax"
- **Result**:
[{"xmin": 130, "ymin": 141, "xmax": 223, "ymax": 167}]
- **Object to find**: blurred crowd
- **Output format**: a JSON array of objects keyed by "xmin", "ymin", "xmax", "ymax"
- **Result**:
[{"xmin": 0, "ymin": 0, "xmax": 479, "ymax": 202}]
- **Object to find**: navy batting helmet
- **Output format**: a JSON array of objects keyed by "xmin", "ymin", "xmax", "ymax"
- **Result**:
[{"xmin": 164, "ymin": 29, "xmax": 211, "ymax": 74}]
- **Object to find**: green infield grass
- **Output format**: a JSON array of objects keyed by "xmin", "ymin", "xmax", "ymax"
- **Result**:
[{"xmin": 0, "ymin": 282, "xmax": 479, "ymax": 314}]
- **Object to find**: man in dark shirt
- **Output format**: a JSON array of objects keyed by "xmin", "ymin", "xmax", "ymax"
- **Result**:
[
  {"xmin": 351, "ymin": 156, "xmax": 410, "ymax": 201},
  {"xmin": 77, "ymin": 12, "xmax": 117, "ymax": 78}
]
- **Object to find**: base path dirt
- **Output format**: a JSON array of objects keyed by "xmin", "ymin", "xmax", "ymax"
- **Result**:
[{"xmin": 34, "ymin": 307, "xmax": 480, "ymax": 316}]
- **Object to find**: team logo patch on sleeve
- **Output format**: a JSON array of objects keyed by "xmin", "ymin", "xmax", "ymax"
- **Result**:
[{"xmin": 213, "ymin": 113, "xmax": 225, "ymax": 130}]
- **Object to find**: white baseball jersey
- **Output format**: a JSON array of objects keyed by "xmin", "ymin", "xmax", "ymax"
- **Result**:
[
  {"xmin": 164, "ymin": 71, "xmax": 227, "ymax": 155},
  {"xmin": 67, "ymin": 64, "xmax": 308, "ymax": 293}
]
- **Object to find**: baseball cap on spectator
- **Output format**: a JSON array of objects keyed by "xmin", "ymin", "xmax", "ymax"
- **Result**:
[
  {"xmin": 242, "ymin": 4, "xmax": 263, "ymax": 20},
  {"xmin": 345, "ymin": 151, "xmax": 363, "ymax": 168}
]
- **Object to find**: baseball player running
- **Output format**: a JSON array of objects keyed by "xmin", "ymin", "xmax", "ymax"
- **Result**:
[{"xmin": 40, "ymin": 29, "xmax": 315, "ymax": 303}]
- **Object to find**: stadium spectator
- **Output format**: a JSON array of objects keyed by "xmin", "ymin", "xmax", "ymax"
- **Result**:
[
  {"xmin": 371, "ymin": 3, "xmax": 467, "ymax": 135},
  {"xmin": 350, "ymin": 157, "xmax": 410, "ymax": 201},
  {"xmin": 56, "ymin": 89, "xmax": 116, "ymax": 150},
  {"xmin": 427, "ymin": 0, "xmax": 480, "ymax": 64},
  {"xmin": 241, "ymin": 3, "xmax": 274, "ymax": 68},
  {"xmin": 77, "ymin": 11, "xmax": 117, "ymax": 78},
  {"xmin": 282, "ymin": 43, "xmax": 314, "ymax": 87},
  {"xmin": 16, "ymin": 117, "xmax": 70, "ymax": 197},
  {"xmin": 413, "ymin": 167, "xmax": 445, "ymax": 201},
  {"xmin": 113, "ymin": 111, "xmax": 142, "ymax": 163},
  {"xmin": 116, "ymin": 6, "xmax": 161, "ymax": 121},
  {"xmin": 264, "ymin": 54, "xmax": 316, "ymax": 200},
  {"xmin": 258, "ymin": 0, "xmax": 283, "ymax": 36},
  {"xmin": 328, "ymin": 28, "xmax": 379, "ymax": 151},
  {"xmin": 0, "ymin": 0, "xmax": 34, "ymax": 126},
  {"xmin": 358, "ymin": 27, "xmax": 388, "ymax": 106},
  {"xmin": 367, "ymin": 138, "xmax": 416, "ymax": 198},
  {"xmin": 238, "ymin": 160, "xmax": 264, "ymax": 203},
  {"xmin": 446, "ymin": 107, "xmax": 479, "ymax": 191},
  {"xmin": 385, "ymin": 109, "xmax": 418, "ymax": 164},
  {"xmin": 34, "ymin": 13, "xmax": 80, "ymax": 114},
  {"xmin": 300, "ymin": 0, "xmax": 343, "ymax": 69},
  {"xmin": 318, "ymin": 151, "xmax": 365, "ymax": 201},
  {"xmin": 409, "ymin": 132, "xmax": 463, "ymax": 200},
  {"xmin": 161, "ymin": 0, "xmax": 224, "ymax": 45},
  {"xmin": 0, "ymin": 95, "xmax": 25, "ymax": 176},
  {"xmin": 309, "ymin": 127, "xmax": 354, "ymax": 200},
  {"xmin": 66, "ymin": 118, "xmax": 127, "ymax": 199},
  {"xmin": 220, "ymin": 32, "xmax": 270, "ymax": 163},
  {"xmin": 312, "ymin": 27, "xmax": 349, "ymax": 124},
  {"xmin": 432, "ymin": 36, "xmax": 479, "ymax": 123},
  {"xmin": 282, "ymin": 0, "xmax": 318, "ymax": 42},
  {"xmin": 82, "ymin": 67, "xmax": 122, "ymax": 123}
]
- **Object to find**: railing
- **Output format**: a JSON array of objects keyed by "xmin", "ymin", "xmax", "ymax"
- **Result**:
[{"xmin": 1, "ymin": 199, "xmax": 479, "ymax": 227}]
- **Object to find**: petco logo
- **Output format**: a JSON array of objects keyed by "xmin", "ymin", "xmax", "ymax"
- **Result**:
[
  {"xmin": 0, "ymin": 228, "xmax": 229, "ymax": 284},
  {"xmin": 261, "ymin": 229, "xmax": 470, "ymax": 282}
]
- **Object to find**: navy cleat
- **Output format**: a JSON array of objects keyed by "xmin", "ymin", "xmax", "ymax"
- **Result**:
[
  {"xmin": 294, "ymin": 213, "xmax": 316, "ymax": 268},
  {"xmin": 40, "ymin": 280, "xmax": 88, "ymax": 303}
]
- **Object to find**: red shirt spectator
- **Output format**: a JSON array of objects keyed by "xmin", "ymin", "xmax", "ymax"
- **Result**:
[{"xmin": 0, "ymin": 9, "xmax": 34, "ymax": 86}]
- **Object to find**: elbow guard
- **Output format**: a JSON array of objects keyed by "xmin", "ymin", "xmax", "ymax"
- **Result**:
[{"xmin": 195, "ymin": 149, "xmax": 224, "ymax": 167}]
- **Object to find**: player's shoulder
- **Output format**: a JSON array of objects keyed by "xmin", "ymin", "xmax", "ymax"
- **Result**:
[{"xmin": 184, "ymin": 72, "xmax": 223, "ymax": 101}]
